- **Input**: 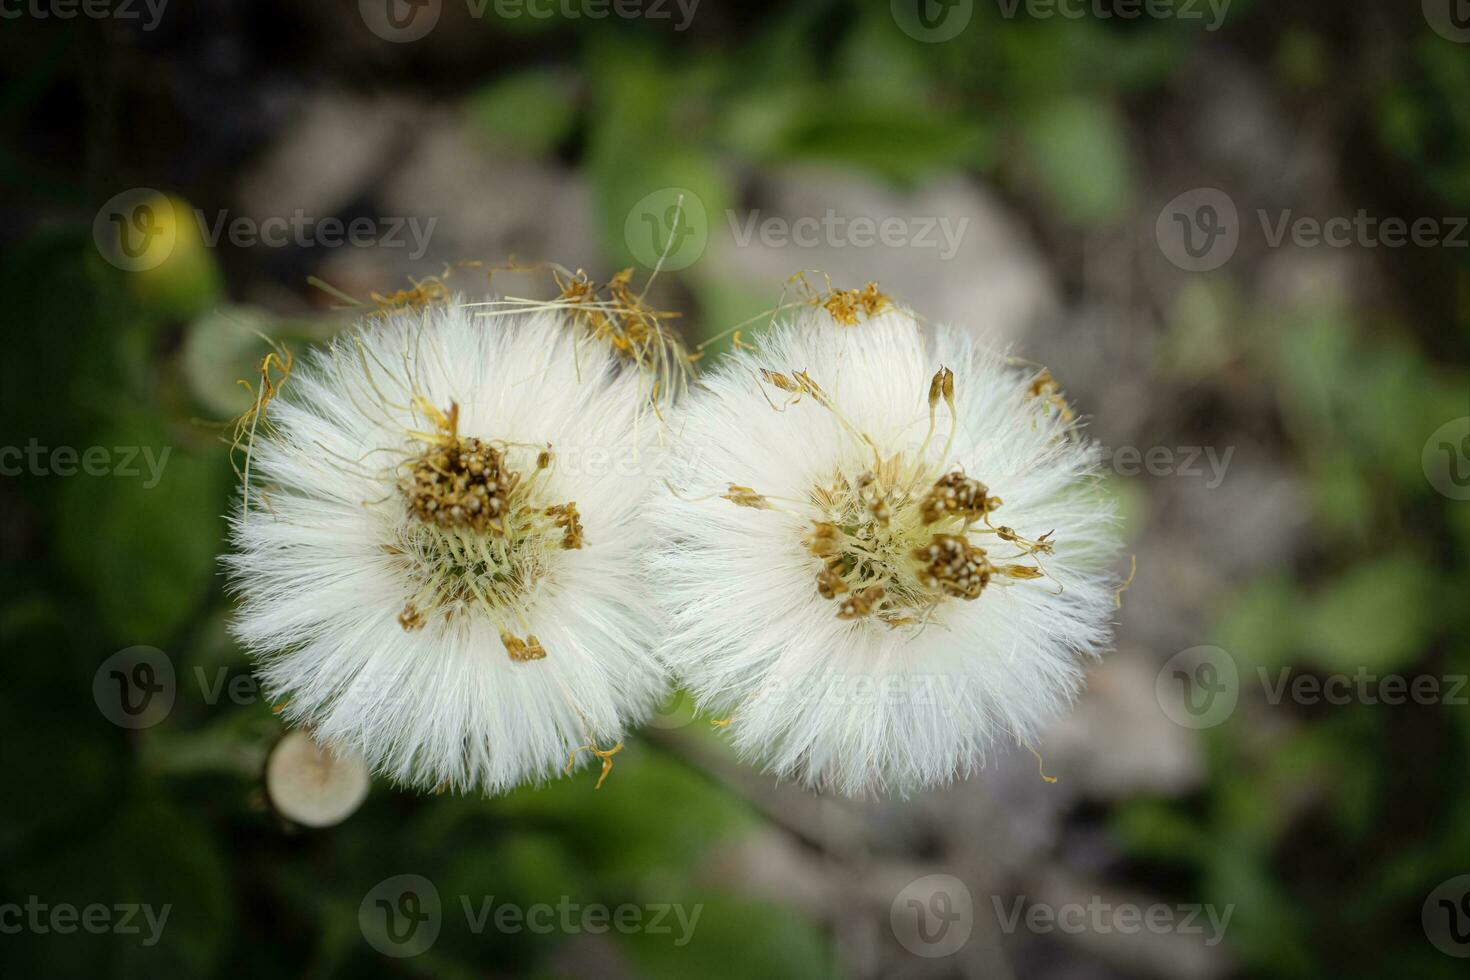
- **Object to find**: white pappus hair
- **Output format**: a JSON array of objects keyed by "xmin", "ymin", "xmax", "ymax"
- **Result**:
[
  {"xmin": 650, "ymin": 307, "xmax": 1121, "ymax": 796},
  {"xmin": 226, "ymin": 300, "xmax": 669, "ymax": 795}
]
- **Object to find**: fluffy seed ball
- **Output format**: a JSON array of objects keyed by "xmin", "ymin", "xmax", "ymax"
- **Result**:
[
  {"xmin": 651, "ymin": 308, "xmax": 1120, "ymax": 796},
  {"xmin": 226, "ymin": 302, "xmax": 668, "ymax": 794}
]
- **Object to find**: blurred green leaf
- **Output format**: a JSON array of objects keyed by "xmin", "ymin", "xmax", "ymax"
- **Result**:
[
  {"xmin": 1157, "ymin": 279, "xmax": 1239, "ymax": 380},
  {"xmin": 465, "ymin": 69, "xmax": 580, "ymax": 157},
  {"xmin": 1300, "ymin": 555, "xmax": 1435, "ymax": 673},
  {"xmin": 1275, "ymin": 29, "xmax": 1328, "ymax": 91},
  {"xmin": 1377, "ymin": 38, "xmax": 1470, "ymax": 205},
  {"xmin": 1022, "ymin": 96, "xmax": 1133, "ymax": 226},
  {"xmin": 0, "ymin": 231, "xmax": 137, "ymax": 450},
  {"xmin": 619, "ymin": 894, "xmax": 832, "ymax": 980},
  {"xmin": 1213, "ymin": 575, "xmax": 1301, "ymax": 671},
  {"xmin": 721, "ymin": 85, "xmax": 991, "ymax": 182},
  {"xmin": 4, "ymin": 795, "xmax": 231, "ymax": 979},
  {"xmin": 56, "ymin": 415, "xmax": 227, "ymax": 643},
  {"xmin": 0, "ymin": 596, "xmax": 126, "ymax": 853},
  {"xmin": 493, "ymin": 744, "xmax": 755, "ymax": 884},
  {"xmin": 180, "ymin": 306, "xmax": 318, "ymax": 418},
  {"xmin": 1305, "ymin": 452, "xmax": 1373, "ymax": 541},
  {"xmin": 1111, "ymin": 797, "xmax": 1210, "ymax": 865}
]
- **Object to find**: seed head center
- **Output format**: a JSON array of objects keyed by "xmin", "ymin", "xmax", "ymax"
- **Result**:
[
  {"xmin": 388, "ymin": 401, "xmax": 582, "ymax": 660},
  {"xmin": 804, "ymin": 462, "xmax": 1012, "ymax": 627}
]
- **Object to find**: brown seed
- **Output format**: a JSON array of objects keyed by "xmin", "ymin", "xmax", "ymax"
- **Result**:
[
  {"xmin": 836, "ymin": 585, "xmax": 886, "ymax": 620},
  {"xmin": 913, "ymin": 534, "xmax": 992, "ymax": 600},
  {"xmin": 816, "ymin": 568, "xmax": 850, "ymax": 599},
  {"xmin": 398, "ymin": 603, "xmax": 425, "ymax": 631}
]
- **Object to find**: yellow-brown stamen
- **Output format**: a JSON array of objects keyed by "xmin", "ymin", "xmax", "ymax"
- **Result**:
[
  {"xmin": 545, "ymin": 503, "xmax": 584, "ymax": 549},
  {"xmin": 723, "ymin": 485, "xmax": 773, "ymax": 509},
  {"xmin": 1026, "ymin": 368, "xmax": 1075, "ymax": 422},
  {"xmin": 817, "ymin": 281, "xmax": 892, "ymax": 326},
  {"xmin": 501, "ymin": 632, "xmax": 547, "ymax": 662}
]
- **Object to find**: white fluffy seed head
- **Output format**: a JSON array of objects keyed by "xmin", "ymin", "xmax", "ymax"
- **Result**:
[
  {"xmin": 651, "ymin": 307, "xmax": 1121, "ymax": 796},
  {"xmin": 226, "ymin": 301, "xmax": 669, "ymax": 795}
]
